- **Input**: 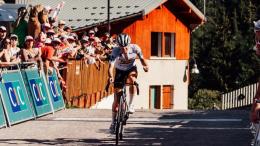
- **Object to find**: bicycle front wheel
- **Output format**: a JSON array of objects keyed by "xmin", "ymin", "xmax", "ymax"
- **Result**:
[{"xmin": 116, "ymin": 100, "xmax": 123, "ymax": 145}]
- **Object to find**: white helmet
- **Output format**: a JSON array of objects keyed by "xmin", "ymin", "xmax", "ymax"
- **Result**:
[{"xmin": 116, "ymin": 33, "xmax": 131, "ymax": 47}]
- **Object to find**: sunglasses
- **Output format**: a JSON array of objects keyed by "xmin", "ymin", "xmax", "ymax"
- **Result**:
[
  {"xmin": 11, "ymin": 38, "xmax": 18, "ymax": 41},
  {"xmin": 0, "ymin": 30, "xmax": 6, "ymax": 33}
]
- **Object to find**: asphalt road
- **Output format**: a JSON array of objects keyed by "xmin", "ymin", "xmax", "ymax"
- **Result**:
[{"xmin": 0, "ymin": 109, "xmax": 253, "ymax": 146}]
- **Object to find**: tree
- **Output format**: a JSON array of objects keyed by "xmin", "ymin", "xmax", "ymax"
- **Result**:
[{"xmin": 189, "ymin": 0, "xmax": 259, "ymax": 100}]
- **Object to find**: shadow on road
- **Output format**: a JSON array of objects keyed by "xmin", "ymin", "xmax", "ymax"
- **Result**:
[
  {"xmin": 0, "ymin": 138, "xmax": 115, "ymax": 146},
  {"xmin": 116, "ymin": 110, "xmax": 253, "ymax": 146}
]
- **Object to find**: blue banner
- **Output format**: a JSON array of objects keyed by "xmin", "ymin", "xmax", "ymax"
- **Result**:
[
  {"xmin": 21, "ymin": 69, "xmax": 53, "ymax": 117},
  {"xmin": 0, "ymin": 99, "xmax": 6, "ymax": 128},
  {"xmin": 47, "ymin": 70, "xmax": 65, "ymax": 111},
  {"xmin": 0, "ymin": 70, "xmax": 34, "ymax": 125}
]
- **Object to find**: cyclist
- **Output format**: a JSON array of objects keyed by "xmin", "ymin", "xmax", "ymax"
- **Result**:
[
  {"xmin": 251, "ymin": 19, "xmax": 260, "ymax": 123},
  {"xmin": 108, "ymin": 33, "xmax": 149, "ymax": 132}
]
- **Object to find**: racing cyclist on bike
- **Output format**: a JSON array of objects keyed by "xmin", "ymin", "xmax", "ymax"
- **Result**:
[{"xmin": 108, "ymin": 33, "xmax": 149, "ymax": 132}]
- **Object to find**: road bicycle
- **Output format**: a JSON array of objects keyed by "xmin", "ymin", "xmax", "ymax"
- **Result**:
[{"xmin": 106, "ymin": 80, "xmax": 139, "ymax": 145}]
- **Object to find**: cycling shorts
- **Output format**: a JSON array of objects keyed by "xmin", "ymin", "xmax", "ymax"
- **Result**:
[{"xmin": 114, "ymin": 66, "xmax": 137, "ymax": 88}]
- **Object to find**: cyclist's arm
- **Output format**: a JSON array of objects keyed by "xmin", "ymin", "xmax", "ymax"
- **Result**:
[
  {"xmin": 135, "ymin": 45, "xmax": 149, "ymax": 72},
  {"xmin": 108, "ymin": 62, "xmax": 114, "ymax": 79},
  {"xmin": 108, "ymin": 53, "xmax": 116, "ymax": 80}
]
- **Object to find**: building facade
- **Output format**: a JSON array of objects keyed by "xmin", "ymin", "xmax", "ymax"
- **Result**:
[{"xmin": 5, "ymin": 0, "xmax": 205, "ymax": 110}]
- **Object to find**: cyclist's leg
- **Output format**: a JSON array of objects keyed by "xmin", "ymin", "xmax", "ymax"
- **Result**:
[
  {"xmin": 112, "ymin": 90, "xmax": 118, "ymax": 122},
  {"xmin": 110, "ymin": 69, "xmax": 126, "ymax": 131},
  {"xmin": 127, "ymin": 66, "xmax": 138, "ymax": 113}
]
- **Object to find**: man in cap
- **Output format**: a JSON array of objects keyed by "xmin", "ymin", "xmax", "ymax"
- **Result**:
[
  {"xmin": 41, "ymin": 38, "xmax": 65, "ymax": 76},
  {"xmin": 251, "ymin": 19, "xmax": 260, "ymax": 123}
]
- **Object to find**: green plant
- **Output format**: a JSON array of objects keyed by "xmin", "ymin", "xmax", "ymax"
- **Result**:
[{"xmin": 189, "ymin": 89, "xmax": 221, "ymax": 110}]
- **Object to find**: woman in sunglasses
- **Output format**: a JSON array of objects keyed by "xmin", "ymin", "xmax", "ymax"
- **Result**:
[{"xmin": 21, "ymin": 35, "xmax": 43, "ymax": 70}]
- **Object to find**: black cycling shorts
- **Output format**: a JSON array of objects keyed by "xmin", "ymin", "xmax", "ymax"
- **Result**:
[{"xmin": 114, "ymin": 66, "xmax": 137, "ymax": 88}]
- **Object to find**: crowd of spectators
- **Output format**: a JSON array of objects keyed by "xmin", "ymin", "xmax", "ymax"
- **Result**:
[{"xmin": 0, "ymin": 5, "xmax": 118, "ymax": 99}]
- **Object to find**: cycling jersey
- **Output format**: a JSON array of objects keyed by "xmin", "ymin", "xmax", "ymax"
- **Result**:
[{"xmin": 110, "ymin": 44, "xmax": 144, "ymax": 71}]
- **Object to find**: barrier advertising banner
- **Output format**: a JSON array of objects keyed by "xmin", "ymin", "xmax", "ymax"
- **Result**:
[
  {"xmin": 22, "ymin": 69, "xmax": 53, "ymax": 117},
  {"xmin": 0, "ymin": 99, "xmax": 6, "ymax": 128},
  {"xmin": 47, "ymin": 70, "xmax": 65, "ymax": 111},
  {"xmin": 0, "ymin": 70, "xmax": 34, "ymax": 126}
]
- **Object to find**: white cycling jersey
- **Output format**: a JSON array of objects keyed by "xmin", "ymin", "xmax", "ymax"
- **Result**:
[{"xmin": 110, "ymin": 44, "xmax": 144, "ymax": 71}]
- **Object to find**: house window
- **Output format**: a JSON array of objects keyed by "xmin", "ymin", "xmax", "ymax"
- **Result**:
[
  {"xmin": 151, "ymin": 32, "xmax": 162, "ymax": 57},
  {"xmin": 149, "ymin": 86, "xmax": 161, "ymax": 109},
  {"xmin": 151, "ymin": 32, "xmax": 175, "ymax": 57},
  {"xmin": 164, "ymin": 33, "xmax": 175, "ymax": 57}
]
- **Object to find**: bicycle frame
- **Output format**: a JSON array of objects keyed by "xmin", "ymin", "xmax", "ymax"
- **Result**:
[{"xmin": 105, "ymin": 80, "xmax": 139, "ymax": 145}]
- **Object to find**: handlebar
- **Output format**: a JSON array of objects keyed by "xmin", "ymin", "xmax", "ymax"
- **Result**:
[{"xmin": 105, "ymin": 81, "xmax": 140, "ymax": 95}]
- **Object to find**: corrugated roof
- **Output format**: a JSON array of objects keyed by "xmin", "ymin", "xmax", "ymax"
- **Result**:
[{"xmin": 25, "ymin": 0, "xmax": 166, "ymax": 30}]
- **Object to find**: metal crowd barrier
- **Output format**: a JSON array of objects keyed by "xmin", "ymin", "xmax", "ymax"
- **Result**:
[{"xmin": 0, "ymin": 62, "xmax": 65, "ymax": 127}]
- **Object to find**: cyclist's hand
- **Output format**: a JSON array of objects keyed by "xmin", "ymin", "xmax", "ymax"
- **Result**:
[{"xmin": 143, "ymin": 66, "xmax": 149, "ymax": 72}]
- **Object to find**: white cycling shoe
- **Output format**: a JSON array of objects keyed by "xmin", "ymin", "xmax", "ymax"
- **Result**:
[{"xmin": 128, "ymin": 104, "xmax": 135, "ymax": 114}]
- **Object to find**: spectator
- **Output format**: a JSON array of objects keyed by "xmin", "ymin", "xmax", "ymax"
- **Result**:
[
  {"xmin": 1, "ymin": 38, "xmax": 13, "ymax": 62},
  {"xmin": 88, "ymin": 29, "xmax": 95, "ymax": 40},
  {"xmin": 56, "ymin": 20, "xmax": 66, "ymax": 36},
  {"xmin": 101, "ymin": 32, "xmax": 114, "ymax": 52},
  {"xmin": 12, "ymin": 7, "xmax": 28, "ymax": 47},
  {"xmin": 21, "ymin": 36, "xmax": 43, "ymax": 69},
  {"xmin": 41, "ymin": 38, "xmax": 65, "ymax": 77},
  {"xmin": 10, "ymin": 34, "xmax": 20, "ymax": 61},
  {"xmin": 0, "ymin": 38, "xmax": 20, "ymax": 67},
  {"xmin": 46, "ymin": 29, "xmax": 55, "ymax": 39},
  {"xmin": 64, "ymin": 26, "xmax": 72, "ymax": 36},
  {"xmin": 35, "ymin": 32, "xmax": 47, "ymax": 49},
  {"xmin": 66, "ymin": 35, "xmax": 80, "ymax": 57},
  {"xmin": 42, "ymin": 23, "xmax": 51, "ymax": 33},
  {"xmin": 76, "ymin": 36, "xmax": 89, "ymax": 60},
  {"xmin": 0, "ymin": 26, "xmax": 7, "ymax": 49}
]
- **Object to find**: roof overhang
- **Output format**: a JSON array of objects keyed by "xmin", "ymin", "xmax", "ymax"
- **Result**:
[{"xmin": 170, "ymin": 0, "xmax": 206, "ymax": 30}]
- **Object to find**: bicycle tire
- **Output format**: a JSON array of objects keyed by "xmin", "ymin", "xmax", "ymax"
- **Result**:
[
  {"xmin": 119, "ymin": 109, "xmax": 124, "ymax": 140},
  {"xmin": 115, "ymin": 113, "xmax": 120, "ymax": 145},
  {"xmin": 115, "ymin": 96, "xmax": 123, "ymax": 145},
  {"xmin": 119, "ymin": 100, "xmax": 126, "ymax": 140}
]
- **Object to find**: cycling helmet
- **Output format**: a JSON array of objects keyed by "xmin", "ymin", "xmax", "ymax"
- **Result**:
[{"xmin": 116, "ymin": 33, "xmax": 131, "ymax": 47}]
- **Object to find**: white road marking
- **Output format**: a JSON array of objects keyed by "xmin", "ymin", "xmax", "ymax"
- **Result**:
[
  {"xmin": 171, "ymin": 127, "xmax": 250, "ymax": 130},
  {"xmin": 52, "ymin": 117, "xmax": 242, "ymax": 123}
]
